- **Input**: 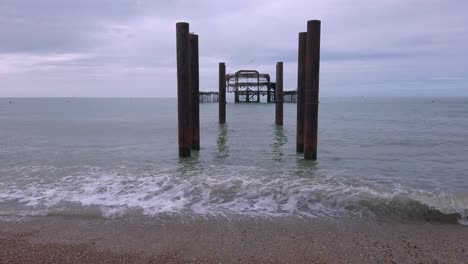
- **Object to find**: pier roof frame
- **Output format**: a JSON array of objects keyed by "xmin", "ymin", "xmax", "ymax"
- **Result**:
[{"xmin": 226, "ymin": 69, "xmax": 271, "ymax": 93}]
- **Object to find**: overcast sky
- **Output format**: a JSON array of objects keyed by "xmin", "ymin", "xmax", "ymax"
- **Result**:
[{"xmin": 0, "ymin": 0, "xmax": 467, "ymax": 97}]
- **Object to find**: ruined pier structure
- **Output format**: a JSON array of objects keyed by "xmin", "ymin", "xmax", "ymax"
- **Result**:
[
  {"xmin": 176, "ymin": 20, "xmax": 321, "ymax": 160},
  {"xmin": 225, "ymin": 70, "xmax": 296, "ymax": 104},
  {"xmin": 226, "ymin": 70, "xmax": 273, "ymax": 103}
]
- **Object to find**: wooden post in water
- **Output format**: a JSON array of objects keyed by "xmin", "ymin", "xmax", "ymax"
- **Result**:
[
  {"xmin": 219, "ymin": 62, "xmax": 226, "ymax": 124},
  {"xmin": 296, "ymin": 32, "xmax": 307, "ymax": 153},
  {"xmin": 275, "ymin": 62, "xmax": 283, "ymax": 126},
  {"xmin": 267, "ymin": 83, "xmax": 271, "ymax": 103},
  {"xmin": 190, "ymin": 34, "xmax": 200, "ymax": 150},
  {"xmin": 304, "ymin": 20, "xmax": 321, "ymax": 160},
  {"xmin": 176, "ymin": 22, "xmax": 191, "ymax": 157}
]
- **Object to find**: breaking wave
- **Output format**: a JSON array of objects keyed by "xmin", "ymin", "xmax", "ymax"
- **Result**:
[{"xmin": 0, "ymin": 165, "xmax": 467, "ymax": 224}]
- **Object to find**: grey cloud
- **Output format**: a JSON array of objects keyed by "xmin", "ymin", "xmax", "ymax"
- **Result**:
[{"xmin": 0, "ymin": 0, "xmax": 467, "ymax": 97}]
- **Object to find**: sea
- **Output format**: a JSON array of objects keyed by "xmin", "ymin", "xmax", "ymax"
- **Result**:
[{"xmin": 0, "ymin": 97, "xmax": 467, "ymax": 224}]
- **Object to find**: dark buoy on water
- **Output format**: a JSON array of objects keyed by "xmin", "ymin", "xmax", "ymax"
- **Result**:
[{"xmin": 9, "ymin": 100, "xmax": 12, "ymax": 104}]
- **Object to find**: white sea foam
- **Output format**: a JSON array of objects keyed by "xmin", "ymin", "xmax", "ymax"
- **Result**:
[{"xmin": 0, "ymin": 165, "xmax": 466, "ymax": 222}]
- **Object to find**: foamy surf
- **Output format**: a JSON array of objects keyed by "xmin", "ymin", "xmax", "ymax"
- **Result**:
[{"xmin": 0, "ymin": 164, "xmax": 466, "ymax": 224}]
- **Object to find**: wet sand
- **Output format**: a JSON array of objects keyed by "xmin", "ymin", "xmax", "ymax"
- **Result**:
[{"xmin": 1, "ymin": 215, "xmax": 467, "ymax": 263}]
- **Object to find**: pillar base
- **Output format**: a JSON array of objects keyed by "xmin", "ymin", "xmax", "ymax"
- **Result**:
[
  {"xmin": 191, "ymin": 142, "xmax": 200, "ymax": 150},
  {"xmin": 304, "ymin": 148, "xmax": 317, "ymax": 160},
  {"xmin": 179, "ymin": 147, "xmax": 191, "ymax": 157},
  {"xmin": 296, "ymin": 143, "xmax": 304, "ymax": 153}
]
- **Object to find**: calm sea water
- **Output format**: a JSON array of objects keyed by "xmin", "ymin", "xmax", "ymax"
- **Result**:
[{"xmin": 0, "ymin": 97, "xmax": 467, "ymax": 223}]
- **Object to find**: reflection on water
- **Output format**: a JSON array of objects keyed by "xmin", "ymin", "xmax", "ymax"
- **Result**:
[
  {"xmin": 177, "ymin": 153, "xmax": 200, "ymax": 176},
  {"xmin": 216, "ymin": 124, "xmax": 229, "ymax": 159},
  {"xmin": 272, "ymin": 125, "xmax": 287, "ymax": 161}
]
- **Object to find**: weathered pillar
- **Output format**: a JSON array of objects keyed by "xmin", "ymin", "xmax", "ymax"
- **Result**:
[
  {"xmin": 296, "ymin": 32, "xmax": 307, "ymax": 153},
  {"xmin": 304, "ymin": 20, "xmax": 321, "ymax": 160},
  {"xmin": 219, "ymin": 62, "xmax": 226, "ymax": 124},
  {"xmin": 267, "ymin": 83, "xmax": 271, "ymax": 103},
  {"xmin": 275, "ymin": 62, "xmax": 283, "ymax": 126},
  {"xmin": 190, "ymin": 34, "xmax": 200, "ymax": 150},
  {"xmin": 176, "ymin": 22, "xmax": 191, "ymax": 157}
]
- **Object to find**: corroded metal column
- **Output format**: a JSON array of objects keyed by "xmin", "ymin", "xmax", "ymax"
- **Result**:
[
  {"xmin": 304, "ymin": 20, "xmax": 321, "ymax": 160},
  {"xmin": 296, "ymin": 32, "xmax": 307, "ymax": 153},
  {"xmin": 267, "ymin": 84, "xmax": 271, "ymax": 103},
  {"xmin": 219, "ymin": 62, "xmax": 226, "ymax": 124},
  {"xmin": 190, "ymin": 34, "xmax": 200, "ymax": 150},
  {"xmin": 275, "ymin": 62, "xmax": 283, "ymax": 126},
  {"xmin": 176, "ymin": 22, "xmax": 191, "ymax": 157}
]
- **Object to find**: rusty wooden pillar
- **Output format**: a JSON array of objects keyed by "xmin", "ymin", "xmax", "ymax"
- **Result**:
[
  {"xmin": 304, "ymin": 20, "xmax": 321, "ymax": 160},
  {"xmin": 219, "ymin": 62, "xmax": 226, "ymax": 124},
  {"xmin": 296, "ymin": 32, "xmax": 307, "ymax": 153},
  {"xmin": 176, "ymin": 22, "xmax": 191, "ymax": 157},
  {"xmin": 190, "ymin": 34, "xmax": 200, "ymax": 150},
  {"xmin": 267, "ymin": 85, "xmax": 271, "ymax": 103},
  {"xmin": 275, "ymin": 62, "xmax": 283, "ymax": 126}
]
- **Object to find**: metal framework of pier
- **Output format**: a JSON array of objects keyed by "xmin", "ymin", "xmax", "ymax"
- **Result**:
[{"xmin": 226, "ymin": 70, "xmax": 275, "ymax": 103}]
